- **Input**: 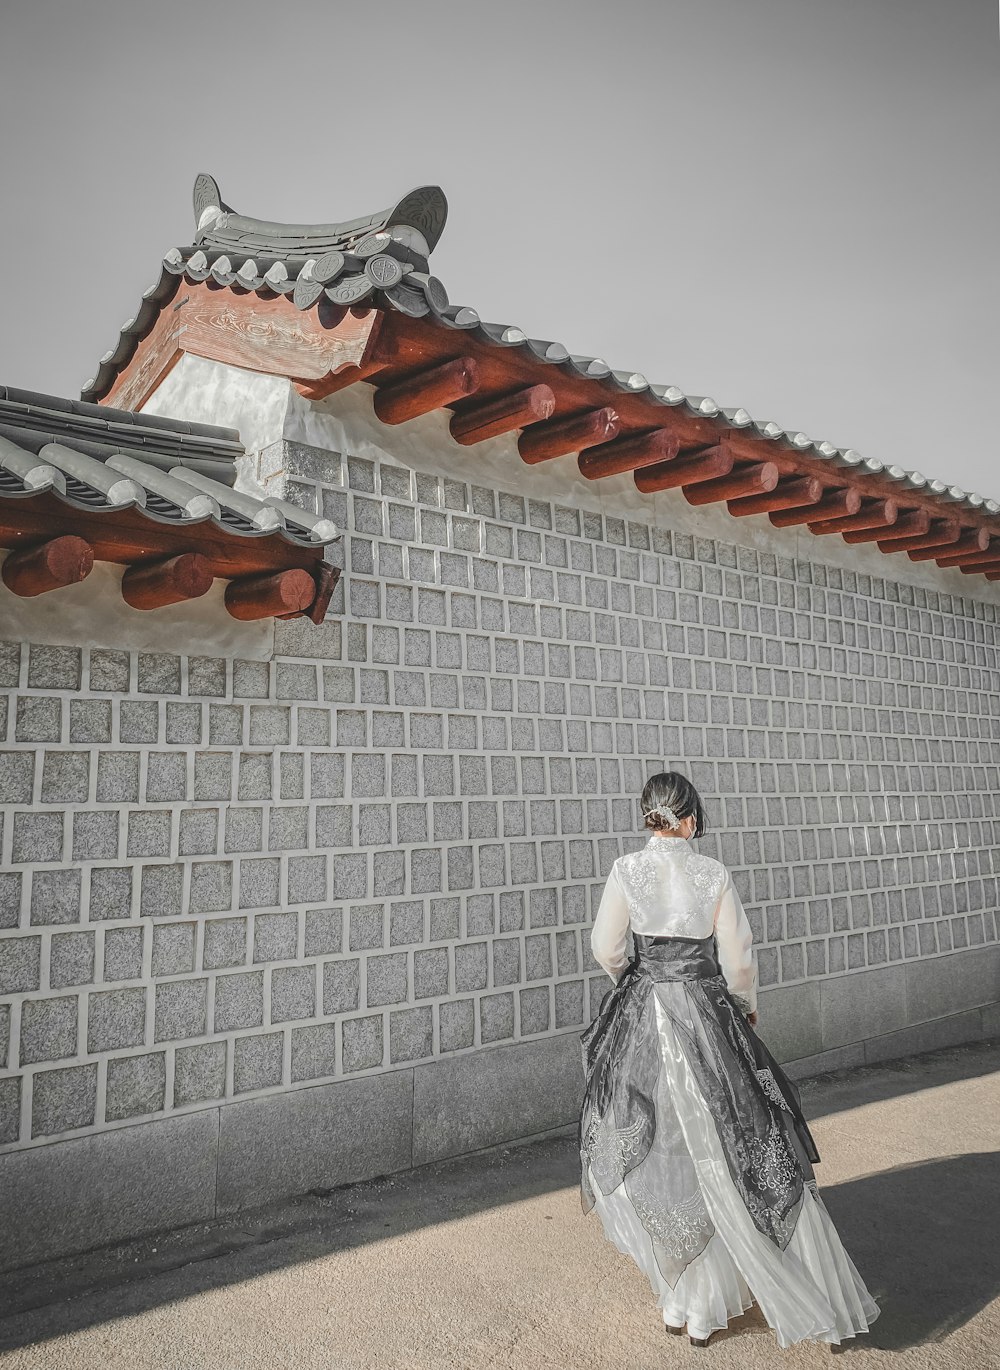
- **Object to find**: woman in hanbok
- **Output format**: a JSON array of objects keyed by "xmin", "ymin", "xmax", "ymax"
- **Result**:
[{"xmin": 579, "ymin": 771, "xmax": 880, "ymax": 1348}]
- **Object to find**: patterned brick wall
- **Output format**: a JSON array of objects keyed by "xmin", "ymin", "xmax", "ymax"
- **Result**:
[{"xmin": 1, "ymin": 435, "xmax": 999, "ymax": 1151}]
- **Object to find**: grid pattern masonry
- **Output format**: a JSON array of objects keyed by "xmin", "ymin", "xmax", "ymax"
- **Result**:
[{"xmin": 1, "ymin": 436, "xmax": 999, "ymax": 1151}]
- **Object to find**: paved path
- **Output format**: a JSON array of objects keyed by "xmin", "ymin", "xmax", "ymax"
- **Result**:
[{"xmin": 1, "ymin": 1039, "xmax": 998, "ymax": 1370}]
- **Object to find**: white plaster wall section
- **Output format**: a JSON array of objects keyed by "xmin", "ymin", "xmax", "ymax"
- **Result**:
[
  {"xmin": 284, "ymin": 381, "xmax": 1000, "ymax": 612},
  {"xmin": 140, "ymin": 355, "xmax": 294, "ymax": 473},
  {"xmin": 0, "ymin": 556, "xmax": 273, "ymax": 659}
]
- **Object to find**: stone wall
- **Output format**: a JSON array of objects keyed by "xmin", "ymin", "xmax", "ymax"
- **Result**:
[{"xmin": 2, "ymin": 395, "xmax": 1000, "ymax": 1270}]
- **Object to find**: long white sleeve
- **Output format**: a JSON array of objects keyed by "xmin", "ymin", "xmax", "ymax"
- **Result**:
[
  {"xmin": 590, "ymin": 862, "xmax": 631, "ymax": 981},
  {"xmin": 713, "ymin": 870, "xmax": 758, "ymax": 1015}
]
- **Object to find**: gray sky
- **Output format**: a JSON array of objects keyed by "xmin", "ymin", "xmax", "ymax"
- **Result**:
[{"xmin": 1, "ymin": 0, "xmax": 997, "ymax": 496}]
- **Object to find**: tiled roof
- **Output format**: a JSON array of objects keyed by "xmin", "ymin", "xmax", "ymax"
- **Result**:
[
  {"xmin": 81, "ymin": 175, "xmax": 998, "ymax": 524},
  {"xmin": 0, "ymin": 386, "xmax": 336, "ymax": 548}
]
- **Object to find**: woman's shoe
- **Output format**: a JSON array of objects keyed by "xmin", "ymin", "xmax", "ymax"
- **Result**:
[
  {"xmin": 664, "ymin": 1322, "xmax": 684, "ymax": 1336},
  {"xmin": 689, "ymin": 1333, "xmax": 713, "ymax": 1347}
]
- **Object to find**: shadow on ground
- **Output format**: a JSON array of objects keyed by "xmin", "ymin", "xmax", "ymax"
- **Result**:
[{"xmin": 0, "ymin": 1039, "xmax": 997, "ymax": 1358}]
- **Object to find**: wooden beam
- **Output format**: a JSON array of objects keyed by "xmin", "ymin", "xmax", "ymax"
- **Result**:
[
  {"xmin": 876, "ymin": 519, "xmax": 961, "ymax": 554},
  {"xmin": 373, "ymin": 357, "xmax": 480, "ymax": 425},
  {"xmin": 449, "ymin": 384, "xmax": 555, "ymax": 446},
  {"xmin": 934, "ymin": 538, "xmax": 1000, "ymax": 569},
  {"xmin": 0, "ymin": 492, "xmax": 326, "ymax": 580},
  {"xmin": 518, "ymin": 407, "xmax": 620, "ymax": 464},
  {"xmin": 768, "ymin": 489, "xmax": 861, "ymax": 528},
  {"xmin": 907, "ymin": 528, "xmax": 990, "ymax": 563},
  {"xmin": 808, "ymin": 499, "xmax": 899, "ymax": 535},
  {"xmin": 634, "ymin": 443, "xmax": 734, "ymax": 494},
  {"xmin": 959, "ymin": 559, "xmax": 1000, "ymax": 575},
  {"xmin": 578, "ymin": 429, "xmax": 679, "ymax": 480},
  {"xmin": 1, "ymin": 535, "xmax": 94, "ymax": 597},
  {"xmin": 727, "ymin": 475, "xmax": 823, "ymax": 518},
  {"xmin": 684, "ymin": 462, "xmax": 779, "ymax": 506},
  {"xmin": 121, "ymin": 553, "xmax": 213, "ymax": 610},
  {"xmin": 842, "ymin": 510, "xmax": 931, "ymax": 545},
  {"xmin": 225, "ymin": 568, "xmax": 317, "ymax": 621}
]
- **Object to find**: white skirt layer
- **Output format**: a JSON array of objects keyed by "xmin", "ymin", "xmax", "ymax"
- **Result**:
[{"xmin": 587, "ymin": 993, "xmax": 880, "ymax": 1348}]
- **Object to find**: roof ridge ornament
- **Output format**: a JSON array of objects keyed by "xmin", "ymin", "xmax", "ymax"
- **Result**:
[{"xmin": 189, "ymin": 173, "xmax": 448, "ymax": 256}]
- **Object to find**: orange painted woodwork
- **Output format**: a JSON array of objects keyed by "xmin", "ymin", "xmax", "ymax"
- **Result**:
[
  {"xmin": 518, "ymin": 407, "xmax": 620, "ymax": 463},
  {"xmin": 683, "ymin": 462, "xmax": 779, "ymax": 506},
  {"xmin": 768, "ymin": 489, "xmax": 862, "ymax": 528},
  {"xmin": 578, "ymin": 429, "xmax": 680, "ymax": 480},
  {"xmin": 809, "ymin": 500, "xmax": 899, "ymax": 535},
  {"xmin": 225, "ymin": 568, "xmax": 317, "ymax": 621},
  {"xmin": 932, "ymin": 538, "xmax": 1000, "ymax": 569},
  {"xmin": 960, "ymin": 559, "xmax": 1000, "ymax": 575},
  {"xmin": 1, "ymin": 535, "xmax": 94, "ymax": 597},
  {"xmin": 373, "ymin": 357, "xmax": 480, "ymax": 425},
  {"xmin": 908, "ymin": 528, "xmax": 990, "ymax": 563},
  {"xmin": 877, "ymin": 519, "xmax": 961, "ymax": 554},
  {"xmin": 633, "ymin": 443, "xmax": 735, "ymax": 494},
  {"xmin": 727, "ymin": 476, "xmax": 823, "ymax": 518},
  {"xmin": 449, "ymin": 384, "xmax": 555, "ymax": 446},
  {"xmin": 102, "ymin": 285, "xmax": 383, "ymax": 412},
  {"xmin": 121, "ymin": 553, "xmax": 214, "ymax": 610},
  {"xmin": 0, "ymin": 491, "xmax": 318, "ymax": 579},
  {"xmin": 845, "ymin": 510, "xmax": 931, "ymax": 545}
]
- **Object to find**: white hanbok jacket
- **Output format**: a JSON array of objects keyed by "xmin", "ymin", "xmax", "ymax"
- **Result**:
[{"xmin": 590, "ymin": 833, "xmax": 758, "ymax": 1016}]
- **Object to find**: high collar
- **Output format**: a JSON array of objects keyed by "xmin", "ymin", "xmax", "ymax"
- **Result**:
[{"xmin": 646, "ymin": 833, "xmax": 689, "ymax": 845}]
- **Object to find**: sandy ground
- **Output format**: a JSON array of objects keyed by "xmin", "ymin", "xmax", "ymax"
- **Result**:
[{"xmin": 1, "ymin": 1038, "xmax": 998, "ymax": 1370}]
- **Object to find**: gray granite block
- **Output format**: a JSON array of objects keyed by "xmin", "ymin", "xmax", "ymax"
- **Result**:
[
  {"xmin": 290, "ymin": 1022, "xmax": 337, "ymax": 1082},
  {"xmin": 0, "ymin": 751, "xmax": 34, "ymax": 803},
  {"xmin": 439, "ymin": 999, "xmax": 475, "ymax": 1053},
  {"xmin": 21, "ymin": 995, "xmax": 79, "ymax": 1069},
  {"xmin": 819, "ymin": 964, "xmax": 907, "ymax": 1052},
  {"xmin": 151, "ymin": 922, "xmax": 197, "ymax": 977},
  {"xmin": 480, "ymin": 991, "xmax": 515, "ymax": 1044},
  {"xmin": 189, "ymin": 861, "xmax": 233, "ymax": 915},
  {"xmin": 29, "ymin": 869, "xmax": 82, "ymax": 926},
  {"xmin": 0, "ymin": 872, "xmax": 22, "ymax": 930},
  {"xmin": 234, "ymin": 1031, "xmax": 284, "ymax": 1094},
  {"xmin": 342, "ymin": 1014, "xmax": 384, "ymax": 1072},
  {"xmin": 0, "ymin": 1076, "xmax": 20, "ymax": 1144},
  {"xmin": 89, "ymin": 867, "xmax": 133, "ymax": 922},
  {"xmin": 31, "ymin": 1062, "xmax": 98, "ymax": 1138},
  {"xmin": 412, "ymin": 1032, "xmax": 584, "ymax": 1165},
  {"xmin": 519, "ymin": 986, "xmax": 551, "ymax": 1035},
  {"xmin": 106, "ymin": 1051, "xmax": 167, "ymax": 1120},
  {"xmin": 216, "ymin": 1068, "xmax": 411, "ymax": 1212},
  {"xmin": 0, "ymin": 936, "xmax": 41, "ymax": 994},
  {"xmin": 214, "ymin": 970, "xmax": 265, "ymax": 1032},
  {"xmin": 15, "ymin": 696, "xmax": 62, "ymax": 743},
  {"xmin": 173, "ymin": 1041, "xmax": 227, "ymax": 1105},
  {"xmin": 389, "ymin": 1006, "xmax": 433, "ymax": 1063},
  {"xmin": 96, "ymin": 752, "xmax": 140, "ymax": 804},
  {"xmin": 139, "ymin": 864, "xmax": 184, "ymax": 919},
  {"xmin": 0, "ymin": 1109, "xmax": 218, "ymax": 1269},
  {"xmin": 178, "ymin": 807, "xmax": 220, "ymax": 856},
  {"xmin": 271, "ymin": 965, "xmax": 316, "ymax": 1023},
  {"xmin": 203, "ymin": 917, "xmax": 249, "ymax": 971},
  {"xmin": 254, "ymin": 912, "xmax": 299, "ymax": 963},
  {"xmin": 12, "ymin": 812, "xmax": 64, "ymax": 864},
  {"xmin": 130, "ymin": 784, "xmax": 175, "ymax": 837},
  {"xmin": 103, "ymin": 925, "xmax": 145, "ymax": 982},
  {"xmin": 89, "ymin": 647, "xmax": 130, "ymax": 692},
  {"xmin": 322, "ymin": 958, "xmax": 361, "ymax": 1014},
  {"xmin": 366, "ymin": 952, "xmax": 408, "ymax": 1007},
  {"xmin": 152, "ymin": 979, "xmax": 207, "ymax": 1042},
  {"xmin": 72, "ymin": 811, "xmax": 119, "ymax": 862},
  {"xmin": 49, "ymin": 931, "xmax": 95, "ymax": 989},
  {"xmin": 904, "ymin": 946, "xmax": 1000, "ymax": 1023},
  {"xmin": 239, "ymin": 858, "xmax": 281, "ymax": 910},
  {"xmin": 305, "ymin": 908, "xmax": 343, "ymax": 958}
]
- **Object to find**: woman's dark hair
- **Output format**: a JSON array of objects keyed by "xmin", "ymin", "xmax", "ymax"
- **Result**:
[{"xmin": 639, "ymin": 771, "xmax": 708, "ymax": 838}]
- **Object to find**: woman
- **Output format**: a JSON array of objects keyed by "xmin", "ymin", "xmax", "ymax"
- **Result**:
[{"xmin": 579, "ymin": 771, "xmax": 880, "ymax": 1348}]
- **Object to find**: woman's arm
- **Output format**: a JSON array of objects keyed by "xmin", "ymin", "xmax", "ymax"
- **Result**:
[
  {"xmin": 590, "ymin": 862, "xmax": 631, "ymax": 981},
  {"xmin": 714, "ymin": 869, "xmax": 758, "ymax": 1017}
]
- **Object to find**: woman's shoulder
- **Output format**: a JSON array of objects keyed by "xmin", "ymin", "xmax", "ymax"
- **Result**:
[{"xmin": 685, "ymin": 849, "xmax": 729, "ymax": 898}]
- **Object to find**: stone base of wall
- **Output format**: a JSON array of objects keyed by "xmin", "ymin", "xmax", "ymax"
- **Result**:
[{"xmin": 3, "ymin": 946, "xmax": 998, "ymax": 1273}]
